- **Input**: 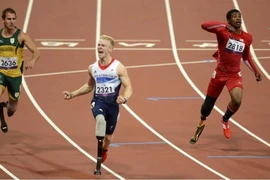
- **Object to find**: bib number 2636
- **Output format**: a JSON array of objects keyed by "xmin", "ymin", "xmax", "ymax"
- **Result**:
[{"xmin": 0, "ymin": 57, "xmax": 18, "ymax": 69}]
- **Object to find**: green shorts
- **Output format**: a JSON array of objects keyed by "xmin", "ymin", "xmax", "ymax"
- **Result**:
[{"xmin": 0, "ymin": 72, "xmax": 22, "ymax": 101}]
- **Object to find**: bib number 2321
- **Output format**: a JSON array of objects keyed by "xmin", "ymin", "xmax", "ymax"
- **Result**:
[{"xmin": 96, "ymin": 84, "xmax": 115, "ymax": 95}]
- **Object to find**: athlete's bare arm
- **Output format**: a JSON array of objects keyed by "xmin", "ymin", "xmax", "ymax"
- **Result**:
[
  {"xmin": 117, "ymin": 63, "xmax": 133, "ymax": 104},
  {"xmin": 63, "ymin": 65, "xmax": 95, "ymax": 100},
  {"xmin": 18, "ymin": 31, "xmax": 40, "ymax": 69}
]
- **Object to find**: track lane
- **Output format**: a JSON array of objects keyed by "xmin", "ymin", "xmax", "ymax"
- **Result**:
[
  {"xmin": 25, "ymin": 62, "xmax": 222, "ymax": 179},
  {"xmin": 2, "ymin": 0, "xmax": 269, "ymax": 179},
  {"xmin": 0, "ymin": 0, "xmax": 115, "ymax": 179},
  {"xmin": 21, "ymin": 0, "xmax": 221, "ymax": 178},
  {"xmin": 99, "ymin": 0, "xmax": 228, "ymax": 178},
  {"xmin": 168, "ymin": 0, "xmax": 270, "ymax": 178}
]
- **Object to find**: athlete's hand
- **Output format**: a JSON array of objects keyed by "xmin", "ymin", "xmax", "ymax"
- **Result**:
[
  {"xmin": 25, "ymin": 60, "xmax": 35, "ymax": 70},
  {"xmin": 63, "ymin": 91, "xmax": 74, "ymax": 100},
  {"xmin": 227, "ymin": 24, "xmax": 236, "ymax": 33},
  {"xmin": 255, "ymin": 72, "xmax": 262, "ymax": 82},
  {"xmin": 117, "ymin": 95, "xmax": 127, "ymax": 104}
]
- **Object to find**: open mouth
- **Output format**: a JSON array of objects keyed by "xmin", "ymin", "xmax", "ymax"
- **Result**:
[{"xmin": 236, "ymin": 22, "xmax": 241, "ymax": 26}]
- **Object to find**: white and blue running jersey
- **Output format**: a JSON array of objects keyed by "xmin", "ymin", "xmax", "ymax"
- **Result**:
[{"xmin": 91, "ymin": 59, "xmax": 121, "ymax": 103}]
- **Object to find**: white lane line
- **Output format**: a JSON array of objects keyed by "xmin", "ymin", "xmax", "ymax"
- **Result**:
[
  {"xmin": 23, "ymin": 60, "xmax": 213, "ymax": 78},
  {"xmin": 165, "ymin": 0, "xmax": 270, "ymax": 150},
  {"xmin": 115, "ymin": 39, "xmax": 161, "ymax": 42},
  {"xmin": 21, "ymin": 0, "xmax": 124, "ymax": 179},
  {"xmin": 186, "ymin": 40, "xmax": 217, "ymax": 42},
  {"xmin": 95, "ymin": 0, "xmax": 102, "ymax": 50},
  {"xmin": 35, "ymin": 47, "xmax": 270, "ymax": 51},
  {"xmin": 0, "ymin": 164, "xmax": 19, "ymax": 180},
  {"xmin": 261, "ymin": 40, "xmax": 270, "ymax": 42},
  {"xmin": 255, "ymin": 56, "xmax": 270, "ymax": 60},
  {"xmin": 23, "ymin": 56, "xmax": 269, "ymax": 78},
  {"xmin": 232, "ymin": 0, "xmax": 270, "ymax": 80},
  {"xmin": 35, "ymin": 39, "xmax": 86, "ymax": 41}
]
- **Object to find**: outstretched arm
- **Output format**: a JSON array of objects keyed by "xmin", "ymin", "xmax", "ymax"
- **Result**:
[
  {"xmin": 63, "ymin": 65, "xmax": 95, "ymax": 100},
  {"xmin": 201, "ymin": 21, "xmax": 227, "ymax": 33},
  {"xmin": 117, "ymin": 63, "xmax": 133, "ymax": 104}
]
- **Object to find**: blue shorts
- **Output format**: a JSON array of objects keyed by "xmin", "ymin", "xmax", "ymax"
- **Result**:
[{"xmin": 91, "ymin": 99, "xmax": 119, "ymax": 135}]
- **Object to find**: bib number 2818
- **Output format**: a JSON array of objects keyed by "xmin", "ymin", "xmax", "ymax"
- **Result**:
[{"xmin": 225, "ymin": 38, "xmax": 245, "ymax": 54}]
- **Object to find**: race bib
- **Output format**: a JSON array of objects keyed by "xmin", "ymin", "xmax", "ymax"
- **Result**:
[
  {"xmin": 95, "ymin": 83, "xmax": 115, "ymax": 95},
  {"xmin": 211, "ymin": 70, "xmax": 217, "ymax": 79},
  {"xmin": 225, "ymin": 38, "xmax": 245, "ymax": 54},
  {"xmin": 0, "ymin": 57, "xmax": 18, "ymax": 69}
]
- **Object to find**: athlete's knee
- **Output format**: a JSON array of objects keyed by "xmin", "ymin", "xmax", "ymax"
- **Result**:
[
  {"xmin": 231, "ymin": 98, "xmax": 242, "ymax": 108},
  {"xmin": 104, "ymin": 134, "xmax": 112, "ymax": 142},
  {"xmin": 7, "ymin": 109, "xmax": 16, "ymax": 117},
  {"xmin": 0, "ymin": 87, "xmax": 5, "ymax": 95},
  {"xmin": 229, "ymin": 87, "xmax": 243, "ymax": 108},
  {"xmin": 95, "ymin": 114, "xmax": 106, "ymax": 137},
  {"xmin": 230, "ymin": 93, "xmax": 242, "ymax": 108},
  {"xmin": 7, "ymin": 102, "xmax": 17, "ymax": 117},
  {"xmin": 201, "ymin": 95, "xmax": 217, "ymax": 118}
]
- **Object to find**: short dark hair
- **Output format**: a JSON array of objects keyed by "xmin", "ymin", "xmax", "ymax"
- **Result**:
[
  {"xmin": 226, "ymin": 9, "xmax": 240, "ymax": 20},
  {"xmin": 2, "ymin": 8, "xmax": 16, "ymax": 19}
]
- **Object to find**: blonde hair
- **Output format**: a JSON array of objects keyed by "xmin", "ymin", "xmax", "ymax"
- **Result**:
[{"xmin": 100, "ymin": 35, "xmax": 115, "ymax": 48}]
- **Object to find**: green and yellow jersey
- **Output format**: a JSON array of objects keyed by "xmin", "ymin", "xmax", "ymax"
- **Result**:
[{"xmin": 0, "ymin": 28, "xmax": 24, "ymax": 77}]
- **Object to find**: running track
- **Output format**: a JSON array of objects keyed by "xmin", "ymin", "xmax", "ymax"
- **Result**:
[{"xmin": 0, "ymin": 0, "xmax": 270, "ymax": 179}]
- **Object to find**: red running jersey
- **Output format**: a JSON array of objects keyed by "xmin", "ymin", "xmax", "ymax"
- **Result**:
[{"xmin": 201, "ymin": 21, "xmax": 258, "ymax": 73}]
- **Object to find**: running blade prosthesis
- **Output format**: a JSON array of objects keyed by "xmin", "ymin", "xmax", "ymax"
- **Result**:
[
  {"xmin": 94, "ymin": 156, "xmax": 102, "ymax": 175},
  {"xmin": 94, "ymin": 168, "xmax": 101, "ymax": 175},
  {"xmin": 190, "ymin": 124, "xmax": 205, "ymax": 144},
  {"xmin": 94, "ymin": 137, "xmax": 103, "ymax": 175}
]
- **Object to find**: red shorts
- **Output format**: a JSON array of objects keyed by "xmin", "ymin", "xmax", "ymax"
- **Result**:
[{"xmin": 206, "ymin": 68, "xmax": 243, "ymax": 98}]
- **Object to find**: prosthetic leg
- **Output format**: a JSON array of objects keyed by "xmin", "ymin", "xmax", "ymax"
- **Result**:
[
  {"xmin": 190, "ymin": 124, "xmax": 205, "ymax": 144},
  {"xmin": 94, "ymin": 136, "xmax": 104, "ymax": 175},
  {"xmin": 190, "ymin": 95, "xmax": 216, "ymax": 144},
  {"xmin": 93, "ymin": 115, "xmax": 106, "ymax": 175}
]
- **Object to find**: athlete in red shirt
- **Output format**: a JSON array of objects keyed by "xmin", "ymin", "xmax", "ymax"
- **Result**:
[{"xmin": 190, "ymin": 9, "xmax": 262, "ymax": 144}]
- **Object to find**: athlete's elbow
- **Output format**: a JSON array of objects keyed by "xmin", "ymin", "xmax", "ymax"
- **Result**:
[
  {"xmin": 201, "ymin": 22, "xmax": 211, "ymax": 30},
  {"xmin": 125, "ymin": 85, "xmax": 133, "ymax": 99},
  {"xmin": 84, "ymin": 84, "xmax": 93, "ymax": 94},
  {"xmin": 128, "ymin": 85, "xmax": 133, "ymax": 94},
  {"xmin": 201, "ymin": 23, "xmax": 207, "ymax": 30},
  {"xmin": 130, "ymin": 87, "xmax": 133, "ymax": 96}
]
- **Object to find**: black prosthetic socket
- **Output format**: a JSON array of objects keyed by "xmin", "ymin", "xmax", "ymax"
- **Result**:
[{"xmin": 200, "ymin": 95, "xmax": 217, "ymax": 120}]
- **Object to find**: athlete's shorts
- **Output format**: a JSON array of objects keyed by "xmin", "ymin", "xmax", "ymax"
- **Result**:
[
  {"xmin": 206, "ymin": 68, "xmax": 243, "ymax": 98},
  {"xmin": 0, "ymin": 72, "xmax": 22, "ymax": 101},
  {"xmin": 91, "ymin": 99, "xmax": 119, "ymax": 135}
]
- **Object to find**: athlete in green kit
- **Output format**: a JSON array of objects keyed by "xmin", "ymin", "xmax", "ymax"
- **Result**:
[{"xmin": 0, "ymin": 8, "xmax": 40, "ymax": 133}]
